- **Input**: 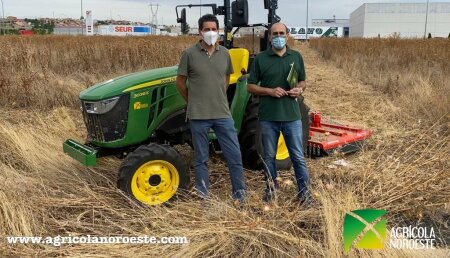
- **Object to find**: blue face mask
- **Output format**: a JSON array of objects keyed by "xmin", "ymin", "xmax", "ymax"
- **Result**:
[{"xmin": 272, "ymin": 36, "xmax": 286, "ymax": 50}]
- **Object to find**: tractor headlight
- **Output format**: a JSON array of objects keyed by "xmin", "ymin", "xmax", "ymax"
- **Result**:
[{"xmin": 84, "ymin": 97, "xmax": 120, "ymax": 114}]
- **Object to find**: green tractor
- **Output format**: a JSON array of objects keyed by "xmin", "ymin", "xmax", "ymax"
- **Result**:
[{"xmin": 63, "ymin": 0, "xmax": 311, "ymax": 205}]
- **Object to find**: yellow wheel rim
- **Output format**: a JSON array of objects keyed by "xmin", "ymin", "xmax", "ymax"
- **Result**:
[
  {"xmin": 131, "ymin": 160, "xmax": 180, "ymax": 205},
  {"xmin": 276, "ymin": 133, "xmax": 290, "ymax": 160}
]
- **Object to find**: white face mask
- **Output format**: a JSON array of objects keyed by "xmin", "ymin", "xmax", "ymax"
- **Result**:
[{"xmin": 202, "ymin": 31, "xmax": 219, "ymax": 46}]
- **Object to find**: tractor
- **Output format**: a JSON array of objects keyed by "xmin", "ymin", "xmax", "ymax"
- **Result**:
[{"xmin": 63, "ymin": 0, "xmax": 371, "ymax": 206}]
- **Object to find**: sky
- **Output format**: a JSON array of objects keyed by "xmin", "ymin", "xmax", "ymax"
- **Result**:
[{"xmin": 2, "ymin": 0, "xmax": 448, "ymax": 27}]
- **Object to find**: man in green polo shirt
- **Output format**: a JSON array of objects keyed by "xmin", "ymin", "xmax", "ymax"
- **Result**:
[
  {"xmin": 247, "ymin": 22, "xmax": 311, "ymax": 204},
  {"xmin": 176, "ymin": 14, "xmax": 246, "ymax": 204}
]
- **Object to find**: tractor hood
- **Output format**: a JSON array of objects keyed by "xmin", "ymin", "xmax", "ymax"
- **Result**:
[{"xmin": 80, "ymin": 66, "xmax": 178, "ymax": 101}]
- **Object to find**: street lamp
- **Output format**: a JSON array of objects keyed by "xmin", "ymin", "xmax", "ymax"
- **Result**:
[
  {"xmin": 424, "ymin": 0, "xmax": 429, "ymax": 38},
  {"xmin": 80, "ymin": 0, "xmax": 84, "ymax": 35},
  {"xmin": 305, "ymin": 0, "xmax": 309, "ymax": 40},
  {"xmin": 1, "ymin": 0, "xmax": 5, "ymax": 35}
]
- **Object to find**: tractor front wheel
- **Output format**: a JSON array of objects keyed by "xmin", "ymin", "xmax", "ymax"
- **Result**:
[{"xmin": 117, "ymin": 143, "xmax": 189, "ymax": 205}]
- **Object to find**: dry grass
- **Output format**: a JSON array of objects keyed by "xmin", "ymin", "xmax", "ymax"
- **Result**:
[
  {"xmin": 309, "ymin": 38, "xmax": 450, "ymax": 129},
  {"xmin": 0, "ymin": 35, "xmax": 286, "ymax": 109},
  {"xmin": 0, "ymin": 35, "xmax": 197, "ymax": 109},
  {"xmin": 0, "ymin": 36, "xmax": 449, "ymax": 257}
]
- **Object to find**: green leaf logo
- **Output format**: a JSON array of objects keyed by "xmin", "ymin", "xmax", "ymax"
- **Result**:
[{"xmin": 343, "ymin": 209, "xmax": 387, "ymax": 252}]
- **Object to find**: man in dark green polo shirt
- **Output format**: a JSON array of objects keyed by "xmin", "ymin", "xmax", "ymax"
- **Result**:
[
  {"xmin": 176, "ymin": 14, "xmax": 246, "ymax": 204},
  {"xmin": 247, "ymin": 22, "xmax": 311, "ymax": 204}
]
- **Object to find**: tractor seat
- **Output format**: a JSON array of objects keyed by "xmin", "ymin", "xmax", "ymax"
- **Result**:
[{"xmin": 229, "ymin": 48, "xmax": 250, "ymax": 85}]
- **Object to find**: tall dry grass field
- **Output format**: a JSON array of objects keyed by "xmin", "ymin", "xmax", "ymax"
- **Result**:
[
  {"xmin": 0, "ymin": 35, "xmax": 197, "ymax": 109},
  {"xmin": 310, "ymin": 38, "xmax": 450, "ymax": 129},
  {"xmin": 0, "ymin": 36, "xmax": 449, "ymax": 257}
]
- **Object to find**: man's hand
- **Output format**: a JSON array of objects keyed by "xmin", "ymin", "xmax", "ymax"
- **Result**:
[
  {"xmin": 269, "ymin": 87, "xmax": 288, "ymax": 98},
  {"xmin": 287, "ymin": 87, "xmax": 303, "ymax": 98}
]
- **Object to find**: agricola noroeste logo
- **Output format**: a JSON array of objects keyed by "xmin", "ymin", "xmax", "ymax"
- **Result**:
[{"xmin": 343, "ymin": 209, "xmax": 387, "ymax": 252}]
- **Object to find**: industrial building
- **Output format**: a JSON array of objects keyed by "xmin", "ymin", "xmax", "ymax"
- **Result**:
[
  {"xmin": 54, "ymin": 25, "xmax": 162, "ymax": 36},
  {"xmin": 54, "ymin": 26, "xmax": 94, "ymax": 35},
  {"xmin": 97, "ymin": 25, "xmax": 154, "ymax": 36},
  {"xmin": 287, "ymin": 17, "xmax": 349, "ymax": 40},
  {"xmin": 311, "ymin": 18, "xmax": 349, "ymax": 37},
  {"xmin": 350, "ymin": 2, "xmax": 450, "ymax": 38},
  {"xmin": 312, "ymin": 18, "xmax": 349, "ymax": 27}
]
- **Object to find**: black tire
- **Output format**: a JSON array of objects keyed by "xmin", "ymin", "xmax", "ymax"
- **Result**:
[
  {"xmin": 276, "ymin": 158, "xmax": 293, "ymax": 171},
  {"xmin": 299, "ymin": 96, "xmax": 311, "ymax": 154},
  {"xmin": 239, "ymin": 96, "xmax": 310, "ymax": 171},
  {"xmin": 117, "ymin": 143, "xmax": 189, "ymax": 206},
  {"xmin": 239, "ymin": 96, "xmax": 263, "ymax": 170},
  {"xmin": 239, "ymin": 96, "xmax": 293, "ymax": 170}
]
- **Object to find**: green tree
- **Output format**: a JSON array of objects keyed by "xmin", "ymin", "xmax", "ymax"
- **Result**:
[{"xmin": 26, "ymin": 18, "xmax": 54, "ymax": 34}]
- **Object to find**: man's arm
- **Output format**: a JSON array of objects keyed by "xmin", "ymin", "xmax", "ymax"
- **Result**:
[
  {"xmin": 176, "ymin": 75, "xmax": 188, "ymax": 102},
  {"xmin": 246, "ymin": 55, "xmax": 287, "ymax": 98},
  {"xmin": 247, "ymin": 83, "xmax": 288, "ymax": 98},
  {"xmin": 226, "ymin": 53, "xmax": 234, "ymax": 89},
  {"xmin": 176, "ymin": 51, "xmax": 189, "ymax": 101},
  {"xmin": 225, "ymin": 75, "xmax": 230, "ymax": 89},
  {"xmin": 298, "ymin": 80, "xmax": 306, "ymax": 92},
  {"xmin": 287, "ymin": 80, "xmax": 306, "ymax": 98}
]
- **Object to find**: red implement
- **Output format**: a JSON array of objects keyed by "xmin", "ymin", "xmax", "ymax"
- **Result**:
[{"xmin": 306, "ymin": 112, "xmax": 372, "ymax": 157}]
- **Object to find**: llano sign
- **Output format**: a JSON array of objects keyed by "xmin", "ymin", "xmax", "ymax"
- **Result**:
[{"xmin": 288, "ymin": 26, "xmax": 343, "ymax": 40}]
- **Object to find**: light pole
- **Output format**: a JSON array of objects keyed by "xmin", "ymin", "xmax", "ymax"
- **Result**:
[
  {"xmin": 1, "ymin": 0, "xmax": 5, "ymax": 35},
  {"xmin": 424, "ymin": 0, "xmax": 429, "ymax": 38},
  {"xmin": 148, "ymin": 4, "xmax": 152, "ymax": 27},
  {"xmin": 80, "ymin": 0, "xmax": 84, "ymax": 35},
  {"xmin": 305, "ymin": 0, "xmax": 309, "ymax": 40}
]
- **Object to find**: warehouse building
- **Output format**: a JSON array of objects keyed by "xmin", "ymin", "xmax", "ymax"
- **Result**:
[
  {"xmin": 97, "ymin": 25, "xmax": 154, "ymax": 36},
  {"xmin": 312, "ymin": 18, "xmax": 349, "ymax": 27},
  {"xmin": 312, "ymin": 18, "xmax": 349, "ymax": 37},
  {"xmin": 350, "ymin": 2, "xmax": 450, "ymax": 38},
  {"xmin": 54, "ymin": 26, "xmax": 95, "ymax": 35}
]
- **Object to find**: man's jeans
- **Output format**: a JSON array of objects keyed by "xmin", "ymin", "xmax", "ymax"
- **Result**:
[
  {"xmin": 190, "ymin": 118, "xmax": 246, "ymax": 201},
  {"xmin": 259, "ymin": 120, "xmax": 310, "ymax": 201}
]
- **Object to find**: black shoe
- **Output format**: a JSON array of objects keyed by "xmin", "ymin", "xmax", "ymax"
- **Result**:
[
  {"xmin": 262, "ymin": 189, "xmax": 277, "ymax": 203},
  {"xmin": 298, "ymin": 196, "xmax": 317, "ymax": 208},
  {"xmin": 233, "ymin": 198, "xmax": 246, "ymax": 210}
]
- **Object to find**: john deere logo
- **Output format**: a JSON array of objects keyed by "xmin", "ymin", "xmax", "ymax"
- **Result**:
[
  {"xmin": 133, "ymin": 102, "xmax": 148, "ymax": 110},
  {"xmin": 343, "ymin": 209, "xmax": 387, "ymax": 252}
]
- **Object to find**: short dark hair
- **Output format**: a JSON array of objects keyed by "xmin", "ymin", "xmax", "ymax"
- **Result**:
[
  {"xmin": 269, "ymin": 23, "xmax": 289, "ymax": 35},
  {"xmin": 198, "ymin": 14, "xmax": 219, "ymax": 30}
]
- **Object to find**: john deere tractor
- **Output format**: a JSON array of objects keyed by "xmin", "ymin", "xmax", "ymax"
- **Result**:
[{"xmin": 63, "ymin": 0, "xmax": 311, "ymax": 205}]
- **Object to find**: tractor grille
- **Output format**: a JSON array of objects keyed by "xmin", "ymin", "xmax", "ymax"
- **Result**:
[
  {"xmin": 147, "ymin": 86, "xmax": 167, "ymax": 128},
  {"xmin": 81, "ymin": 94, "xmax": 130, "ymax": 142}
]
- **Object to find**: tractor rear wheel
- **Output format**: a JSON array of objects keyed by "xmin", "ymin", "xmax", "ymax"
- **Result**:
[
  {"xmin": 239, "ymin": 96, "xmax": 264, "ymax": 170},
  {"xmin": 239, "ymin": 96, "xmax": 310, "ymax": 171},
  {"xmin": 299, "ymin": 96, "xmax": 311, "ymax": 155},
  {"xmin": 239, "ymin": 96, "xmax": 293, "ymax": 170},
  {"xmin": 117, "ymin": 143, "xmax": 189, "ymax": 205}
]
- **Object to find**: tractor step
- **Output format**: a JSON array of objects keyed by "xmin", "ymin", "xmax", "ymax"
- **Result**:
[
  {"xmin": 306, "ymin": 112, "xmax": 372, "ymax": 157},
  {"xmin": 63, "ymin": 139, "xmax": 98, "ymax": 166}
]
